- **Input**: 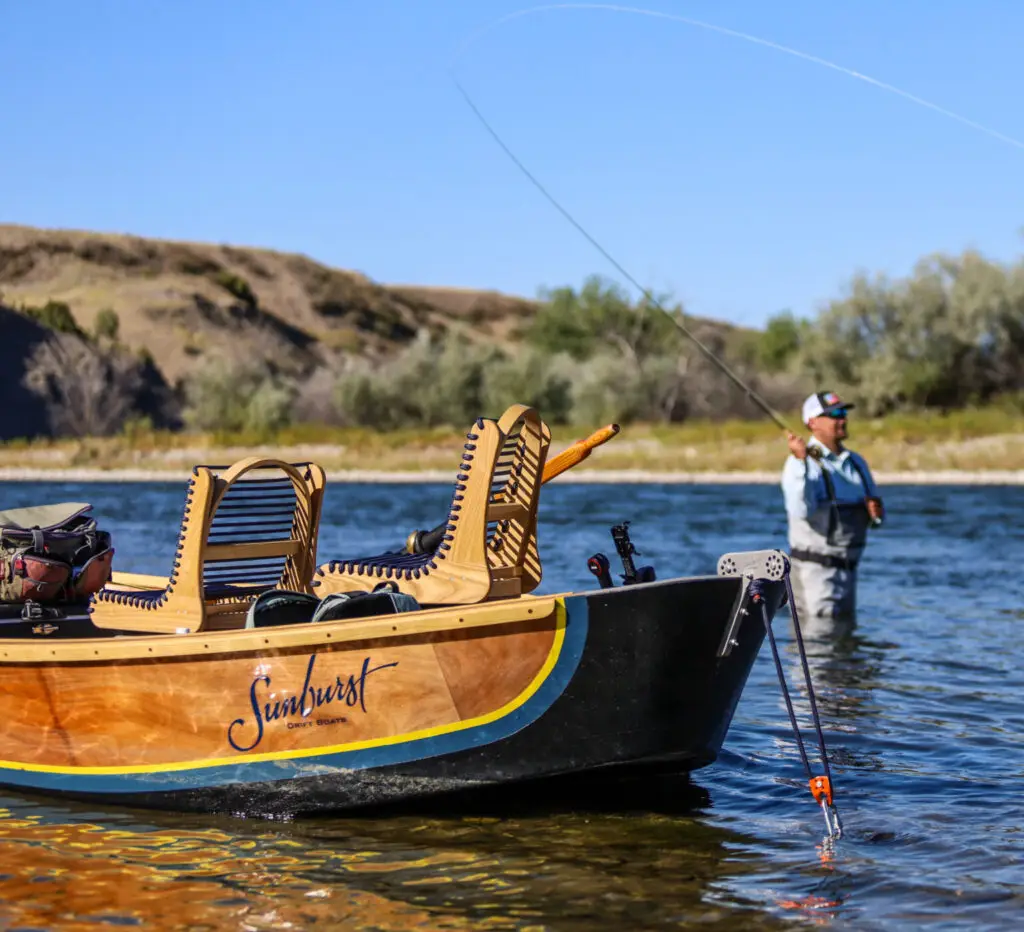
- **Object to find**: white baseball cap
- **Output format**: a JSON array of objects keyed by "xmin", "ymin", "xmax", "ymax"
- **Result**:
[{"xmin": 801, "ymin": 391, "xmax": 855, "ymax": 425}]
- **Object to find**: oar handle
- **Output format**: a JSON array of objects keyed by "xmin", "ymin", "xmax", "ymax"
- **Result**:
[
  {"xmin": 542, "ymin": 423, "xmax": 619, "ymax": 483},
  {"xmin": 405, "ymin": 423, "xmax": 620, "ymax": 554}
]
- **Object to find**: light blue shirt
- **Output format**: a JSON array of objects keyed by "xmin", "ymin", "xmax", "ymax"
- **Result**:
[{"xmin": 781, "ymin": 438, "xmax": 879, "ymax": 553}]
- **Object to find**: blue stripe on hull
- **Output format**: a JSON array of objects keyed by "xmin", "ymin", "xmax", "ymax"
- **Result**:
[{"xmin": 0, "ymin": 597, "xmax": 589, "ymax": 796}]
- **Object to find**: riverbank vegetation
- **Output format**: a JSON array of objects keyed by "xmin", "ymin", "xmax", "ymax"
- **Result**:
[
  {"xmin": 6, "ymin": 228, "xmax": 1024, "ymax": 461},
  {"xmin": 3, "ymin": 403, "xmax": 1024, "ymax": 475},
  {"xmin": 140, "ymin": 243, "xmax": 1024, "ymax": 432}
]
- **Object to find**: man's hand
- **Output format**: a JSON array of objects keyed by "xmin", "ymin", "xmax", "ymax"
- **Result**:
[
  {"xmin": 787, "ymin": 431, "xmax": 808, "ymax": 460},
  {"xmin": 866, "ymin": 496, "xmax": 884, "ymax": 522}
]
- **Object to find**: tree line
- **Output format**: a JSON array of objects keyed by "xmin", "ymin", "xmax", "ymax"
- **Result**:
[
  {"xmin": 783, "ymin": 249, "xmax": 1024, "ymax": 412},
  {"xmin": 13, "ymin": 241, "xmax": 1024, "ymax": 438}
]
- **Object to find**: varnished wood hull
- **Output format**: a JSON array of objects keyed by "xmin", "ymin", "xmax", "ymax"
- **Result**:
[{"xmin": 0, "ymin": 574, "xmax": 784, "ymax": 817}]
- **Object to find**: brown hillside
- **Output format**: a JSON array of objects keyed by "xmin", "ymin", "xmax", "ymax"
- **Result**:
[
  {"xmin": 0, "ymin": 225, "xmax": 747, "ymax": 391},
  {"xmin": 0, "ymin": 225, "xmax": 550, "ymax": 389},
  {"xmin": 387, "ymin": 284, "xmax": 539, "ymax": 341}
]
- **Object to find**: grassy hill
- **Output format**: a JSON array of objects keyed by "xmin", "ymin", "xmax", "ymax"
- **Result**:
[
  {"xmin": 0, "ymin": 224, "xmax": 544, "ymax": 390},
  {"xmin": 0, "ymin": 223, "xmax": 753, "ymax": 441}
]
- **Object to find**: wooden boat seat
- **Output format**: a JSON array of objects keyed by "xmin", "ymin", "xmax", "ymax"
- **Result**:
[
  {"xmin": 313, "ymin": 403, "xmax": 551, "ymax": 606},
  {"xmin": 88, "ymin": 457, "xmax": 326, "ymax": 634}
]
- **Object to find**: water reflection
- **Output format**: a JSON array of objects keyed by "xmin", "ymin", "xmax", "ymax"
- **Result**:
[
  {"xmin": 790, "ymin": 622, "xmax": 889, "ymax": 720},
  {"xmin": 0, "ymin": 780, "xmax": 798, "ymax": 931}
]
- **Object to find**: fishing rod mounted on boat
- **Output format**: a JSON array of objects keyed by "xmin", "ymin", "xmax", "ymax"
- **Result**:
[
  {"xmin": 611, "ymin": 521, "xmax": 656, "ymax": 584},
  {"xmin": 587, "ymin": 521, "xmax": 656, "ymax": 588}
]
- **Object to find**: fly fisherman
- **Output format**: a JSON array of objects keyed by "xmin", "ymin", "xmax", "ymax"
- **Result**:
[{"xmin": 782, "ymin": 391, "xmax": 884, "ymax": 625}]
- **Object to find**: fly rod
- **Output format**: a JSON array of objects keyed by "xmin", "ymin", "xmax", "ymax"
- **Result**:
[
  {"xmin": 451, "ymin": 2, "xmax": 1024, "ymax": 441},
  {"xmin": 451, "ymin": 75, "xmax": 797, "ymax": 437}
]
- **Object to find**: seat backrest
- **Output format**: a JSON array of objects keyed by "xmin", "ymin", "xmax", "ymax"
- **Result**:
[
  {"xmin": 438, "ymin": 404, "xmax": 550, "ymax": 599},
  {"xmin": 311, "ymin": 406, "xmax": 548, "ymax": 605},
  {"xmin": 198, "ymin": 457, "xmax": 326, "ymax": 603},
  {"xmin": 486, "ymin": 404, "xmax": 550, "ymax": 594},
  {"xmin": 89, "ymin": 458, "xmax": 326, "ymax": 634}
]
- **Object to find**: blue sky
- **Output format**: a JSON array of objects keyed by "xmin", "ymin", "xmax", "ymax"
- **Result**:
[{"xmin": 3, "ymin": 1, "xmax": 1022, "ymax": 328}]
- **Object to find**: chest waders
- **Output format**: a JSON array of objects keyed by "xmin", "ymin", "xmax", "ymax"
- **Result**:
[{"xmin": 790, "ymin": 457, "xmax": 872, "ymax": 572}]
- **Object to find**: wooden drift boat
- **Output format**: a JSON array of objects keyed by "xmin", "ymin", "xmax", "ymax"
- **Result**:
[{"xmin": 0, "ymin": 405, "xmax": 790, "ymax": 818}]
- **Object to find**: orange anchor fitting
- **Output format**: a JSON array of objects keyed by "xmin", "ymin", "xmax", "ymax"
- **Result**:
[{"xmin": 809, "ymin": 775, "xmax": 833, "ymax": 806}]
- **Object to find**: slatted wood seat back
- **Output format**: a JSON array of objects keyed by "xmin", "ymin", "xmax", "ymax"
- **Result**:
[
  {"xmin": 202, "ymin": 458, "xmax": 324, "ymax": 599},
  {"xmin": 485, "ymin": 404, "xmax": 549, "ymax": 596},
  {"xmin": 313, "ymin": 404, "xmax": 550, "ymax": 606},
  {"xmin": 89, "ymin": 457, "xmax": 325, "ymax": 634}
]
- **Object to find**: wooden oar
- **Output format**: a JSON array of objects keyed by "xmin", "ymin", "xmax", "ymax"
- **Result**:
[{"xmin": 404, "ymin": 423, "xmax": 621, "ymax": 554}]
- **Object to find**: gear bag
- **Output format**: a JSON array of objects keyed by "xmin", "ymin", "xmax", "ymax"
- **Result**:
[{"xmin": 0, "ymin": 503, "xmax": 114, "ymax": 604}]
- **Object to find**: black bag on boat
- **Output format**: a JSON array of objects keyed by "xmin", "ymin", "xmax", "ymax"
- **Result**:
[
  {"xmin": 313, "ymin": 588, "xmax": 421, "ymax": 622},
  {"xmin": 0, "ymin": 503, "xmax": 114, "ymax": 604},
  {"xmin": 245, "ymin": 586, "xmax": 421, "ymax": 629}
]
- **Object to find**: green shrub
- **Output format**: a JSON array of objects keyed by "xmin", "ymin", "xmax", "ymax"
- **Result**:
[
  {"xmin": 480, "ymin": 349, "xmax": 573, "ymax": 424},
  {"xmin": 183, "ymin": 356, "xmax": 295, "ymax": 433},
  {"xmin": 332, "ymin": 332, "xmax": 502, "ymax": 428},
  {"xmin": 526, "ymin": 274, "xmax": 682, "ymax": 363},
  {"xmin": 22, "ymin": 300, "xmax": 87, "ymax": 338},
  {"xmin": 213, "ymin": 271, "xmax": 256, "ymax": 306},
  {"xmin": 93, "ymin": 307, "xmax": 120, "ymax": 341},
  {"xmin": 757, "ymin": 310, "xmax": 804, "ymax": 372},
  {"xmin": 796, "ymin": 249, "xmax": 1024, "ymax": 413}
]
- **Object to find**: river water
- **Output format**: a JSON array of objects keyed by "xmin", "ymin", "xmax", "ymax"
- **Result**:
[{"xmin": 0, "ymin": 478, "xmax": 1020, "ymax": 930}]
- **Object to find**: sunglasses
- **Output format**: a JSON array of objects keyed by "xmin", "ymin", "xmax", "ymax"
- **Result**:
[{"xmin": 823, "ymin": 408, "xmax": 849, "ymax": 419}]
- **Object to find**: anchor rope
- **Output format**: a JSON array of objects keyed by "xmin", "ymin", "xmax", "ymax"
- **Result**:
[
  {"xmin": 755, "ymin": 587, "xmax": 814, "ymax": 778},
  {"xmin": 785, "ymin": 573, "xmax": 835, "ymax": 787},
  {"xmin": 751, "ymin": 575, "xmax": 842, "ymax": 838}
]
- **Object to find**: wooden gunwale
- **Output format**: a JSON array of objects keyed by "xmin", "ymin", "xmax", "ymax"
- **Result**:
[{"xmin": 0, "ymin": 593, "xmax": 567, "ymax": 664}]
